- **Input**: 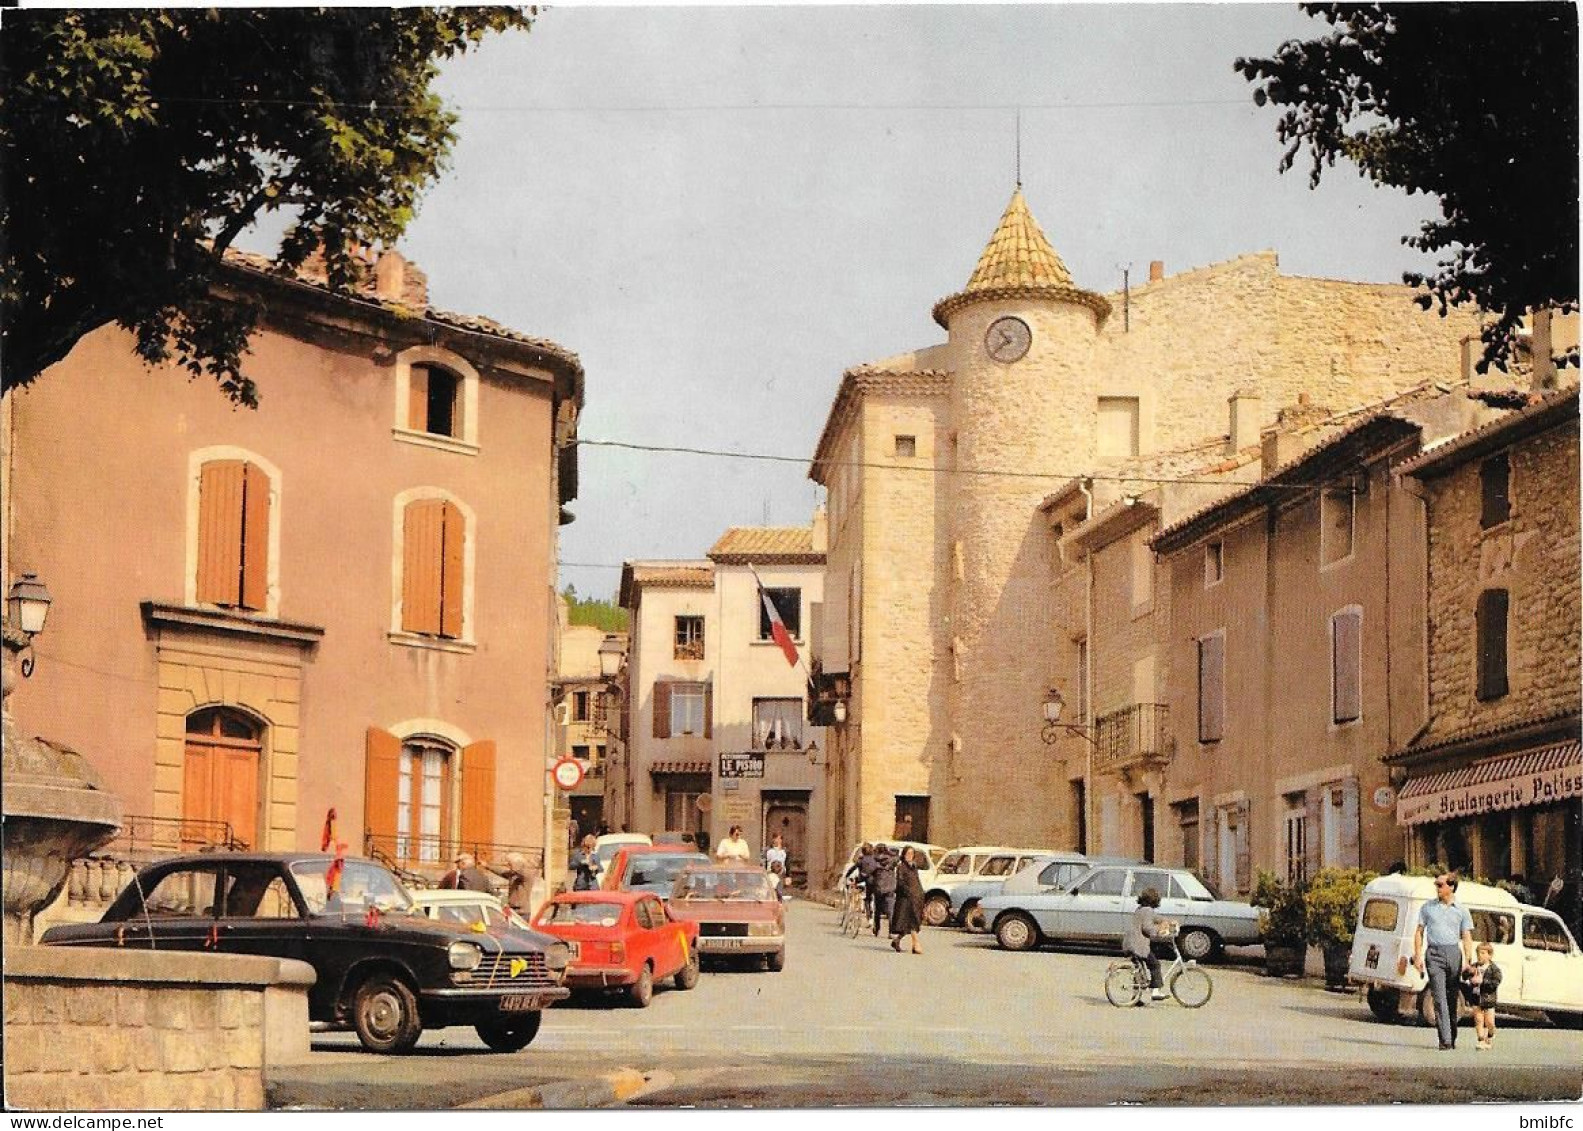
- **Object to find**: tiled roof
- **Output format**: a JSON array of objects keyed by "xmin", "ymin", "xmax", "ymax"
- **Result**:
[
  {"xmin": 617, "ymin": 560, "xmax": 714, "ymax": 608},
  {"xmin": 809, "ymin": 367, "xmax": 951, "ymax": 481},
  {"xmin": 932, "ymin": 187, "xmax": 1111, "ymax": 328},
  {"xmin": 220, "ymin": 247, "xmax": 584, "ymax": 379},
  {"xmin": 707, "ymin": 526, "xmax": 821, "ymax": 564},
  {"xmin": 1397, "ymin": 384, "xmax": 1578, "ymax": 478}
]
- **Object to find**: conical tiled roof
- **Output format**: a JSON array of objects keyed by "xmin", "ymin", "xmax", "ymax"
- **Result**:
[
  {"xmin": 932, "ymin": 187, "xmax": 1110, "ymax": 329},
  {"xmin": 963, "ymin": 188, "xmax": 1074, "ymax": 291}
]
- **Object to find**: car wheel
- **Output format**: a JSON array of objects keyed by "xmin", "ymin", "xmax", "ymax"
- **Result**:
[
  {"xmin": 675, "ymin": 949, "xmax": 701, "ymax": 990},
  {"xmin": 962, "ymin": 902, "xmax": 987, "ymax": 933},
  {"xmin": 922, "ymin": 894, "xmax": 952, "ymax": 928},
  {"xmin": 628, "ymin": 964, "xmax": 654, "ymax": 1008},
  {"xmin": 1366, "ymin": 987, "xmax": 1402, "ymax": 1023},
  {"xmin": 995, "ymin": 912, "xmax": 1040, "ymax": 952},
  {"xmin": 1177, "ymin": 927, "xmax": 1218, "ymax": 962},
  {"xmin": 767, "ymin": 948, "xmax": 786, "ymax": 973},
  {"xmin": 475, "ymin": 1012, "xmax": 542, "ymax": 1053},
  {"xmin": 352, "ymin": 973, "xmax": 422, "ymax": 1054}
]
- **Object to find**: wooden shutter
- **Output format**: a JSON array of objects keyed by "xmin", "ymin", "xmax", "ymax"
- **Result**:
[
  {"xmin": 183, "ymin": 744, "xmax": 215, "ymax": 842},
  {"xmin": 1480, "ymin": 454, "xmax": 1510, "ymax": 529},
  {"xmin": 1205, "ymin": 809, "xmax": 1222, "ymax": 889},
  {"xmin": 1198, "ymin": 635, "xmax": 1225, "ymax": 743},
  {"xmin": 440, "ymin": 500, "xmax": 465, "ymax": 639},
  {"xmin": 1338, "ymin": 778, "xmax": 1361, "ymax": 868},
  {"xmin": 1476, "ymin": 589, "xmax": 1510, "ymax": 700},
  {"xmin": 1332, "ymin": 611, "xmax": 1362, "ymax": 723},
  {"xmin": 364, "ymin": 727, "xmax": 402, "ymax": 850},
  {"xmin": 1302, "ymin": 791, "xmax": 1323, "ymax": 881},
  {"xmin": 704, "ymin": 682, "xmax": 713, "ymax": 739},
  {"xmin": 459, "ymin": 740, "xmax": 496, "ymax": 849},
  {"xmin": 240, "ymin": 463, "xmax": 270, "ymax": 611},
  {"xmin": 653, "ymin": 682, "xmax": 672, "ymax": 739},
  {"xmin": 408, "ymin": 366, "xmax": 429, "ymax": 431},
  {"xmin": 197, "ymin": 461, "xmax": 245, "ymax": 605},
  {"xmin": 402, "ymin": 499, "xmax": 444, "ymax": 635}
]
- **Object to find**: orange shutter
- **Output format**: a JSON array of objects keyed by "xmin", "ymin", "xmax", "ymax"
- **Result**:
[
  {"xmin": 364, "ymin": 727, "xmax": 402, "ymax": 851},
  {"xmin": 408, "ymin": 366, "xmax": 429, "ymax": 431},
  {"xmin": 197, "ymin": 461, "xmax": 245, "ymax": 605},
  {"xmin": 402, "ymin": 500, "xmax": 443, "ymax": 634},
  {"xmin": 653, "ymin": 682, "xmax": 672, "ymax": 739},
  {"xmin": 182, "ymin": 744, "xmax": 215, "ymax": 843},
  {"xmin": 440, "ymin": 500, "xmax": 465, "ymax": 639},
  {"xmin": 459, "ymin": 739, "xmax": 496, "ymax": 849},
  {"xmin": 219, "ymin": 746, "xmax": 259, "ymax": 849},
  {"xmin": 240, "ymin": 463, "xmax": 270, "ymax": 611}
]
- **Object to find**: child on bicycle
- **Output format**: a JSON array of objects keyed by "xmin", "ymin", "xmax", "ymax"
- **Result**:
[{"xmin": 1125, "ymin": 888, "xmax": 1173, "ymax": 1003}]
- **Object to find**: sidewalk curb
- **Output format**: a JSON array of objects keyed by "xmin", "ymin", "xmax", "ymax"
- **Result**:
[{"xmin": 457, "ymin": 1067, "xmax": 649, "ymax": 1109}]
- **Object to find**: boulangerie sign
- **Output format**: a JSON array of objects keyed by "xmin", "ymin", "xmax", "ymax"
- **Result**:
[{"xmin": 1397, "ymin": 747, "xmax": 1582, "ymax": 826}]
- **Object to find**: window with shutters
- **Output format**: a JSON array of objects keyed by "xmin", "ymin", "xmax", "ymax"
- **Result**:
[
  {"xmin": 652, "ymin": 681, "xmax": 712, "ymax": 740},
  {"xmin": 366, "ymin": 727, "xmax": 495, "ymax": 867},
  {"xmin": 396, "ymin": 494, "xmax": 470, "ymax": 642},
  {"xmin": 572, "ymin": 691, "xmax": 590, "ymax": 722},
  {"xmin": 1197, "ymin": 631, "xmax": 1225, "ymax": 743},
  {"xmin": 1480, "ymin": 453, "xmax": 1511, "ymax": 529},
  {"xmin": 1331, "ymin": 607, "xmax": 1363, "ymax": 725},
  {"xmin": 195, "ymin": 458, "xmax": 273, "ymax": 612},
  {"xmin": 398, "ymin": 738, "xmax": 454, "ymax": 864},
  {"xmin": 394, "ymin": 346, "xmax": 480, "ymax": 455},
  {"xmin": 1475, "ymin": 588, "xmax": 1510, "ymax": 700}
]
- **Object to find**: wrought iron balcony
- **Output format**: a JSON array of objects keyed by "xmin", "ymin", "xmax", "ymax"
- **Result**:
[{"xmin": 1093, "ymin": 702, "xmax": 1172, "ymax": 773}]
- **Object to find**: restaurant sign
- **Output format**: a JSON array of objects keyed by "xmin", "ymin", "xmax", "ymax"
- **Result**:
[
  {"xmin": 1397, "ymin": 757, "xmax": 1582, "ymax": 827},
  {"xmin": 718, "ymin": 752, "xmax": 766, "ymax": 780}
]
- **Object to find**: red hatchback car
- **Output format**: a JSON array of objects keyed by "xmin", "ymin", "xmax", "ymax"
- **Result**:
[{"xmin": 531, "ymin": 890, "xmax": 701, "ymax": 1008}]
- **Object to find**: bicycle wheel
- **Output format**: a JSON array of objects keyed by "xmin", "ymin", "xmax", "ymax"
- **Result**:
[
  {"xmin": 1105, "ymin": 964, "xmax": 1144, "ymax": 1008},
  {"xmin": 843, "ymin": 900, "xmax": 862, "ymax": 938},
  {"xmin": 1169, "ymin": 965, "xmax": 1213, "ymax": 1008}
]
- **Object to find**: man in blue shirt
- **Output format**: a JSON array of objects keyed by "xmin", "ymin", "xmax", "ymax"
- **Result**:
[{"xmin": 1413, "ymin": 872, "xmax": 1475, "ymax": 1050}]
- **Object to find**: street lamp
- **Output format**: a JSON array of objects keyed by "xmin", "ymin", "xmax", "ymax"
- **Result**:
[
  {"xmin": 6, "ymin": 573, "xmax": 52, "ymax": 678},
  {"xmin": 597, "ymin": 635, "xmax": 623, "ymax": 680},
  {"xmin": 832, "ymin": 699, "xmax": 847, "ymax": 724},
  {"xmin": 806, "ymin": 740, "xmax": 821, "ymax": 766},
  {"xmin": 1041, "ymin": 686, "xmax": 1093, "ymax": 745}
]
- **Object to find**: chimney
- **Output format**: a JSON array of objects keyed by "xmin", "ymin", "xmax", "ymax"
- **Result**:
[
  {"xmin": 374, "ymin": 251, "xmax": 407, "ymax": 302},
  {"xmin": 1227, "ymin": 389, "xmax": 1263, "ymax": 453},
  {"xmin": 1531, "ymin": 308, "xmax": 1557, "ymax": 390},
  {"xmin": 1149, "ymin": 260, "xmax": 1165, "ymax": 283}
]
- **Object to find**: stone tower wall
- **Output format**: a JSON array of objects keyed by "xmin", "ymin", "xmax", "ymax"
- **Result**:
[{"xmin": 943, "ymin": 299, "xmax": 1102, "ymax": 846}]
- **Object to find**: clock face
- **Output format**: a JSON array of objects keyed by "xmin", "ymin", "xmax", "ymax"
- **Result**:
[{"xmin": 986, "ymin": 316, "xmax": 1032, "ymax": 363}]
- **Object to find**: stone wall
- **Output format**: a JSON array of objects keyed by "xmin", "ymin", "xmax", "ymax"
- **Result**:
[
  {"xmin": 3, "ymin": 948, "xmax": 312, "ymax": 1111},
  {"xmin": 1423, "ymin": 417, "xmax": 1582, "ymax": 738}
]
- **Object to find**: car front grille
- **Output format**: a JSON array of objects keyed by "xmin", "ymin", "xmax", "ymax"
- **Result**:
[
  {"xmin": 471, "ymin": 951, "xmax": 558, "ymax": 989},
  {"xmin": 699, "ymin": 922, "xmax": 749, "ymax": 938}
]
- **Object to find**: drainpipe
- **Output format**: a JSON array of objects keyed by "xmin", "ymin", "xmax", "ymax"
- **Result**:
[{"xmin": 1078, "ymin": 478, "xmax": 1095, "ymax": 854}]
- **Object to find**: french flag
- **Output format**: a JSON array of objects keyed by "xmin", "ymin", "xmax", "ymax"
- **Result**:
[{"xmin": 752, "ymin": 566, "xmax": 800, "ymax": 668}]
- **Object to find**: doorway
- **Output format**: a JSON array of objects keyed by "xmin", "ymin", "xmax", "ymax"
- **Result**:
[
  {"xmin": 761, "ymin": 791, "xmax": 809, "ymax": 885},
  {"xmin": 183, "ymin": 707, "xmax": 261, "ymax": 849},
  {"xmin": 894, "ymin": 795, "xmax": 930, "ymax": 844}
]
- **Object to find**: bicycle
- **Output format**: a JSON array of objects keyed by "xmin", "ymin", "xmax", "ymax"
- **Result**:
[
  {"xmin": 1104, "ymin": 930, "xmax": 1213, "ymax": 1008},
  {"xmin": 838, "ymin": 881, "xmax": 865, "ymax": 938}
]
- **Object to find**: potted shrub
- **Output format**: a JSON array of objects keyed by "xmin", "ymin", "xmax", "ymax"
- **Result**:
[
  {"xmin": 1304, "ymin": 867, "xmax": 1376, "ymax": 991},
  {"xmin": 1253, "ymin": 869, "xmax": 1307, "ymax": 977}
]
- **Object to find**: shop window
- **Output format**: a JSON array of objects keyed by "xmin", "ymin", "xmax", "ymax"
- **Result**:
[
  {"xmin": 1475, "ymin": 589, "xmax": 1509, "ymax": 701},
  {"xmin": 1480, "ymin": 453, "xmax": 1511, "ymax": 528},
  {"xmin": 196, "ymin": 460, "xmax": 271, "ymax": 611}
]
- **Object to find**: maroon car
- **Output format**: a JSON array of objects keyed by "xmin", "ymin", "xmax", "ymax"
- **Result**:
[{"xmin": 666, "ymin": 864, "xmax": 786, "ymax": 972}]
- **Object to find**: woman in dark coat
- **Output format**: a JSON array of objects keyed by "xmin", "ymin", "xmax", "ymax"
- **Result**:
[{"xmin": 890, "ymin": 845, "xmax": 927, "ymax": 953}]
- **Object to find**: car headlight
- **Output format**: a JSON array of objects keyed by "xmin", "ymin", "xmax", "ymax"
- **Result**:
[
  {"xmin": 748, "ymin": 922, "xmax": 778, "ymax": 937},
  {"xmin": 544, "ymin": 941, "xmax": 571, "ymax": 972},
  {"xmin": 448, "ymin": 941, "xmax": 483, "ymax": 971}
]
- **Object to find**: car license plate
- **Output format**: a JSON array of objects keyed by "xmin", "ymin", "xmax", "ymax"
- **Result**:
[
  {"xmin": 500, "ymin": 993, "xmax": 549, "ymax": 1012},
  {"xmin": 707, "ymin": 937, "xmax": 745, "ymax": 948}
]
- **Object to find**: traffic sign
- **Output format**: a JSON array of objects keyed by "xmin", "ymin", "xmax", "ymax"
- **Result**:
[{"xmin": 552, "ymin": 758, "xmax": 585, "ymax": 790}]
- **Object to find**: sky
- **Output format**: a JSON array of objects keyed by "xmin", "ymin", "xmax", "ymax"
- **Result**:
[{"xmin": 249, "ymin": 3, "xmax": 1444, "ymax": 601}]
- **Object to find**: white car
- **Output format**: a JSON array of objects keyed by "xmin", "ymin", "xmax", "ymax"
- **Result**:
[
  {"xmin": 1347, "ymin": 873, "xmax": 1583, "ymax": 1029},
  {"xmin": 592, "ymin": 833, "xmax": 652, "ymax": 884},
  {"xmin": 840, "ymin": 839, "xmax": 947, "ymax": 891},
  {"xmin": 409, "ymin": 888, "xmax": 535, "ymax": 931}
]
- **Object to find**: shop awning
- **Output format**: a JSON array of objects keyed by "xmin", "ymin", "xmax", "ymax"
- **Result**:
[
  {"xmin": 1396, "ymin": 741, "xmax": 1581, "ymax": 826},
  {"xmin": 649, "ymin": 761, "xmax": 711, "ymax": 775}
]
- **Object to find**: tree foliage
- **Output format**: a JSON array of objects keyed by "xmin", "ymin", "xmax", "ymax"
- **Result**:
[
  {"xmin": 1236, "ymin": 3, "xmax": 1578, "ymax": 374},
  {"xmin": 0, "ymin": 7, "xmax": 532, "ymax": 405},
  {"xmin": 563, "ymin": 585, "xmax": 628, "ymax": 633}
]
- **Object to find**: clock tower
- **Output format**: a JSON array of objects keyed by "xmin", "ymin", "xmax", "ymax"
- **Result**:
[{"xmin": 931, "ymin": 186, "xmax": 1110, "ymax": 844}]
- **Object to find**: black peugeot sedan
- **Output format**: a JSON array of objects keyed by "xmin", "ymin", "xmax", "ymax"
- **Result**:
[{"xmin": 41, "ymin": 852, "xmax": 571, "ymax": 1054}]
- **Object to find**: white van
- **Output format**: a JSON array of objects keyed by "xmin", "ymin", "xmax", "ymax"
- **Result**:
[{"xmin": 1347, "ymin": 873, "xmax": 1583, "ymax": 1029}]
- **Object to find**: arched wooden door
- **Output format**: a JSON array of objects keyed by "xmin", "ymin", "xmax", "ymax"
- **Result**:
[
  {"xmin": 183, "ymin": 708, "xmax": 261, "ymax": 848},
  {"xmin": 762, "ymin": 796, "xmax": 808, "ymax": 885}
]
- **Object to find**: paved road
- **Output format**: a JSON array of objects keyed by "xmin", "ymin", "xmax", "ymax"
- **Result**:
[{"xmin": 270, "ymin": 898, "xmax": 1583, "ymax": 1108}]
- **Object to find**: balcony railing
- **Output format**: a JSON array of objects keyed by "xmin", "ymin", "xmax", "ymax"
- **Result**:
[
  {"xmin": 1093, "ymin": 703, "xmax": 1172, "ymax": 773},
  {"xmin": 363, "ymin": 834, "xmax": 547, "ymax": 889},
  {"xmin": 64, "ymin": 814, "xmax": 247, "ymax": 912}
]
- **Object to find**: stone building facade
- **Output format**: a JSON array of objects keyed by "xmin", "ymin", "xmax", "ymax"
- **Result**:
[
  {"xmin": 2, "ymin": 249, "xmax": 582, "ymax": 872},
  {"xmin": 808, "ymin": 186, "xmax": 1486, "ymax": 877},
  {"xmin": 1390, "ymin": 386, "xmax": 1581, "ymax": 939}
]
